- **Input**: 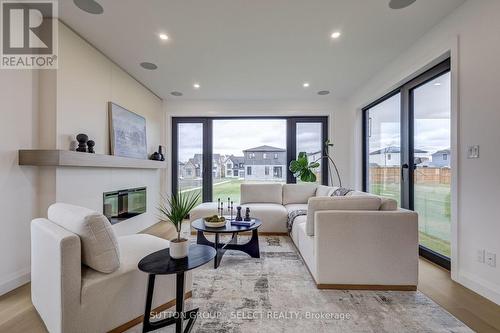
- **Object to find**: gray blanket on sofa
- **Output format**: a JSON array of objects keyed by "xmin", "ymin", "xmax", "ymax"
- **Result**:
[{"xmin": 287, "ymin": 209, "xmax": 308, "ymax": 233}]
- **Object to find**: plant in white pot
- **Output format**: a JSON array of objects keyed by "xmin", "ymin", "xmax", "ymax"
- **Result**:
[{"xmin": 158, "ymin": 191, "xmax": 200, "ymax": 259}]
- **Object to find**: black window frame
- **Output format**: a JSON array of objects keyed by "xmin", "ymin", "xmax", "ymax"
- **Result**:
[
  {"xmin": 172, "ymin": 116, "xmax": 328, "ymax": 203},
  {"xmin": 362, "ymin": 58, "xmax": 452, "ymax": 270}
]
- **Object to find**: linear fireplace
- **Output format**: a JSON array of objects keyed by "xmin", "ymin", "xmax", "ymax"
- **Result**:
[{"xmin": 103, "ymin": 187, "xmax": 146, "ymax": 224}]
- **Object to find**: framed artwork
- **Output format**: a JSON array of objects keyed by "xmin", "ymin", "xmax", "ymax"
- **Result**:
[{"xmin": 108, "ymin": 102, "xmax": 148, "ymax": 159}]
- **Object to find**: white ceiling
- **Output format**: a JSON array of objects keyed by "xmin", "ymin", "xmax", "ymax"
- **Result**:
[{"xmin": 59, "ymin": 0, "xmax": 465, "ymax": 100}]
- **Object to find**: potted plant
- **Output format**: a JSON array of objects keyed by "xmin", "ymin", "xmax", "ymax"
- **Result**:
[
  {"xmin": 158, "ymin": 191, "xmax": 200, "ymax": 259},
  {"xmin": 289, "ymin": 140, "xmax": 342, "ymax": 186}
]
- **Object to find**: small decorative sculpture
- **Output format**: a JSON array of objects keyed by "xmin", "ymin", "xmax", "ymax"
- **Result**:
[
  {"xmin": 235, "ymin": 206, "xmax": 243, "ymax": 221},
  {"xmin": 76, "ymin": 133, "xmax": 88, "ymax": 152},
  {"xmin": 87, "ymin": 140, "xmax": 95, "ymax": 153},
  {"xmin": 69, "ymin": 135, "xmax": 78, "ymax": 151},
  {"xmin": 244, "ymin": 207, "xmax": 251, "ymax": 221},
  {"xmin": 158, "ymin": 145, "xmax": 165, "ymax": 161},
  {"xmin": 151, "ymin": 152, "xmax": 161, "ymax": 160},
  {"xmin": 150, "ymin": 145, "xmax": 165, "ymax": 161}
]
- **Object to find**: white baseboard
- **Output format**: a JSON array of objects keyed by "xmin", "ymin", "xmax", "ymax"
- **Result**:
[
  {"xmin": 457, "ymin": 270, "xmax": 500, "ymax": 305},
  {"xmin": 0, "ymin": 268, "xmax": 30, "ymax": 296}
]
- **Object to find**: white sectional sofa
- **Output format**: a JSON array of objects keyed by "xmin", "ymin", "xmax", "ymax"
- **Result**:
[{"xmin": 191, "ymin": 183, "xmax": 418, "ymax": 290}]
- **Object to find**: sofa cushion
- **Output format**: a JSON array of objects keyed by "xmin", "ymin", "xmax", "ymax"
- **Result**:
[
  {"xmin": 189, "ymin": 202, "xmax": 218, "ymax": 222},
  {"xmin": 282, "ymin": 184, "xmax": 317, "ymax": 205},
  {"xmin": 297, "ymin": 221, "xmax": 316, "ymax": 276},
  {"xmin": 290, "ymin": 215, "xmax": 306, "ymax": 246},
  {"xmin": 48, "ymin": 203, "xmax": 120, "ymax": 273},
  {"xmin": 241, "ymin": 183, "xmax": 283, "ymax": 205},
  {"xmin": 315, "ymin": 185, "xmax": 336, "ymax": 197},
  {"xmin": 306, "ymin": 196, "xmax": 382, "ymax": 236},
  {"xmin": 240, "ymin": 203, "xmax": 288, "ymax": 233},
  {"xmin": 284, "ymin": 203, "xmax": 308, "ymax": 214},
  {"xmin": 347, "ymin": 191, "xmax": 398, "ymax": 211}
]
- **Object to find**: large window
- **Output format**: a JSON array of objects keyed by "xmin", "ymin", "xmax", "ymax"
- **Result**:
[
  {"xmin": 172, "ymin": 117, "xmax": 328, "ymax": 203},
  {"xmin": 363, "ymin": 59, "xmax": 452, "ymax": 269}
]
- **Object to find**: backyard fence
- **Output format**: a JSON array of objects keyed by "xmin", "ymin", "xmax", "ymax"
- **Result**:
[{"xmin": 369, "ymin": 167, "xmax": 451, "ymax": 185}]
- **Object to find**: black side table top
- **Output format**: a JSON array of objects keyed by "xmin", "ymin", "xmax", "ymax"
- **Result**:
[
  {"xmin": 138, "ymin": 244, "xmax": 216, "ymax": 275},
  {"xmin": 191, "ymin": 218, "xmax": 262, "ymax": 234}
]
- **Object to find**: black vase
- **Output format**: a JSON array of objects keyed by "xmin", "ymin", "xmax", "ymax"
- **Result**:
[{"xmin": 158, "ymin": 145, "xmax": 165, "ymax": 161}]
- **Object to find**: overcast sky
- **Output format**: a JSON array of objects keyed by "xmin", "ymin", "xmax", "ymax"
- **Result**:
[
  {"xmin": 178, "ymin": 119, "xmax": 323, "ymax": 162},
  {"xmin": 369, "ymin": 72, "xmax": 451, "ymax": 155}
]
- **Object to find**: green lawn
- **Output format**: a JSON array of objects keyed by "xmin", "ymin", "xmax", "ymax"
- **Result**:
[
  {"xmin": 213, "ymin": 179, "xmax": 244, "ymax": 204},
  {"xmin": 370, "ymin": 182, "xmax": 451, "ymax": 257}
]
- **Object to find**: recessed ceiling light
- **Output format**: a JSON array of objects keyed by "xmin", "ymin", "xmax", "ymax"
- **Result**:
[
  {"xmin": 318, "ymin": 90, "xmax": 330, "ymax": 95},
  {"xmin": 193, "ymin": 83, "xmax": 201, "ymax": 89},
  {"xmin": 303, "ymin": 82, "xmax": 310, "ymax": 88},
  {"xmin": 140, "ymin": 62, "xmax": 158, "ymax": 70},
  {"xmin": 434, "ymin": 82, "xmax": 442, "ymax": 86},
  {"xmin": 330, "ymin": 31, "xmax": 341, "ymax": 39},
  {"xmin": 389, "ymin": 0, "xmax": 417, "ymax": 10},
  {"xmin": 74, "ymin": 0, "xmax": 104, "ymax": 15},
  {"xmin": 171, "ymin": 91, "xmax": 183, "ymax": 97},
  {"xmin": 159, "ymin": 33, "xmax": 169, "ymax": 41}
]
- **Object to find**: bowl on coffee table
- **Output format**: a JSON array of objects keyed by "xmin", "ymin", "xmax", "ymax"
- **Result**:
[{"xmin": 203, "ymin": 215, "xmax": 226, "ymax": 228}]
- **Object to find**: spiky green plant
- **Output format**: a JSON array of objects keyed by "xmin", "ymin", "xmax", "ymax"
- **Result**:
[{"xmin": 158, "ymin": 191, "xmax": 200, "ymax": 241}]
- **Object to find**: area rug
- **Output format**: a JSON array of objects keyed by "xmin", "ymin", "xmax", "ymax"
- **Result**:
[{"xmin": 129, "ymin": 235, "xmax": 471, "ymax": 332}]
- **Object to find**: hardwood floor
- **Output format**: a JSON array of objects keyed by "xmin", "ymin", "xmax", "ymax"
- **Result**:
[
  {"xmin": 1, "ymin": 223, "xmax": 499, "ymax": 333},
  {"xmin": 418, "ymin": 258, "xmax": 500, "ymax": 333}
]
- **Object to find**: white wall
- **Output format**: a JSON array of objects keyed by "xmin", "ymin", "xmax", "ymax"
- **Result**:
[
  {"xmin": 346, "ymin": 0, "xmax": 500, "ymax": 304},
  {"xmin": 163, "ymin": 98, "xmax": 349, "ymax": 194},
  {"xmin": 0, "ymin": 71, "xmax": 39, "ymax": 295},
  {"xmin": 0, "ymin": 22, "xmax": 165, "ymax": 295},
  {"xmin": 50, "ymin": 24, "xmax": 165, "ymax": 236}
]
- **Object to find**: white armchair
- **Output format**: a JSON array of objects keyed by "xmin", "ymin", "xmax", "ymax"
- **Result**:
[{"xmin": 31, "ymin": 203, "xmax": 192, "ymax": 333}]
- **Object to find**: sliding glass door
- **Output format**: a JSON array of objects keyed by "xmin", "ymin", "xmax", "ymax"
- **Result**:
[
  {"xmin": 365, "ymin": 93, "xmax": 401, "ymax": 205},
  {"xmin": 363, "ymin": 59, "xmax": 452, "ymax": 268},
  {"xmin": 173, "ymin": 117, "xmax": 328, "ymax": 203},
  {"xmin": 411, "ymin": 71, "xmax": 452, "ymax": 259}
]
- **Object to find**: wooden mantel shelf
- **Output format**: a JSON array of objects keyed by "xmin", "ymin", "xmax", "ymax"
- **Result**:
[{"xmin": 18, "ymin": 150, "xmax": 167, "ymax": 169}]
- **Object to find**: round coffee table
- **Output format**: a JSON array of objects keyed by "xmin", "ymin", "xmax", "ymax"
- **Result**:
[
  {"xmin": 191, "ymin": 218, "xmax": 262, "ymax": 268},
  {"xmin": 138, "ymin": 244, "xmax": 216, "ymax": 333}
]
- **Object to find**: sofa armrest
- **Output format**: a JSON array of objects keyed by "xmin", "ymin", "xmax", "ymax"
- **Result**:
[
  {"xmin": 31, "ymin": 218, "xmax": 82, "ymax": 333},
  {"xmin": 313, "ymin": 209, "xmax": 418, "ymax": 286}
]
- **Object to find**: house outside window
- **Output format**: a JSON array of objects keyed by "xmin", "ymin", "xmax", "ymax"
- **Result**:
[
  {"xmin": 387, "ymin": 154, "xmax": 392, "ymax": 160},
  {"xmin": 265, "ymin": 166, "xmax": 269, "ymax": 175},
  {"xmin": 263, "ymin": 153, "xmax": 267, "ymax": 159},
  {"xmin": 247, "ymin": 166, "xmax": 252, "ymax": 175},
  {"xmin": 274, "ymin": 153, "xmax": 278, "ymax": 159},
  {"xmin": 443, "ymin": 154, "xmax": 448, "ymax": 160}
]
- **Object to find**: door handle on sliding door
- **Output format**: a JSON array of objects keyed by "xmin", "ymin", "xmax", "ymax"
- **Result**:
[{"xmin": 401, "ymin": 163, "xmax": 409, "ymax": 181}]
